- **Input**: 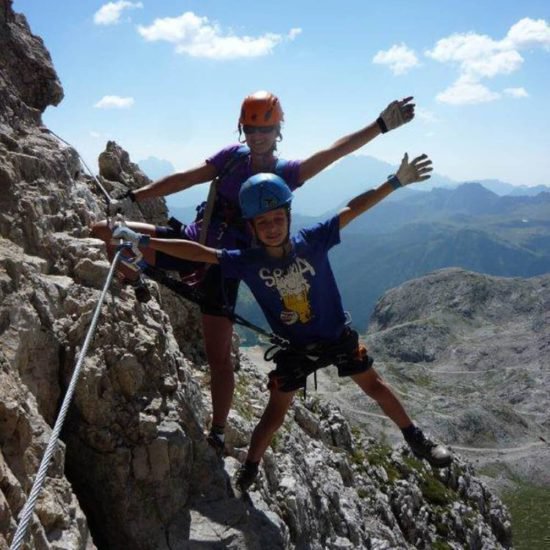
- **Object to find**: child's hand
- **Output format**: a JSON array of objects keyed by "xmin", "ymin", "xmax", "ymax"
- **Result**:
[
  {"xmin": 112, "ymin": 225, "xmax": 150, "ymax": 247},
  {"xmin": 395, "ymin": 153, "xmax": 433, "ymax": 186},
  {"xmin": 377, "ymin": 97, "xmax": 415, "ymax": 133}
]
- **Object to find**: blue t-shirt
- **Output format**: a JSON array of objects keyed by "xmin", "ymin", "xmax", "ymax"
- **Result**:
[
  {"xmin": 184, "ymin": 144, "xmax": 302, "ymax": 249},
  {"xmin": 219, "ymin": 215, "xmax": 346, "ymax": 346}
]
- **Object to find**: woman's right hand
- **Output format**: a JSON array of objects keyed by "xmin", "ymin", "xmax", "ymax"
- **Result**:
[{"xmin": 377, "ymin": 97, "xmax": 415, "ymax": 133}]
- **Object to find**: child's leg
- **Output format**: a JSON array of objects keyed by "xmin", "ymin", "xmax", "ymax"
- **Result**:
[
  {"xmin": 235, "ymin": 387, "xmax": 296, "ymax": 491},
  {"xmin": 351, "ymin": 367, "xmax": 452, "ymax": 467},
  {"xmin": 246, "ymin": 388, "xmax": 296, "ymax": 463},
  {"xmin": 351, "ymin": 367, "xmax": 412, "ymax": 429}
]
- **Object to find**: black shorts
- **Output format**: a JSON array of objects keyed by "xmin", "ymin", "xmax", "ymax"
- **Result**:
[
  {"xmin": 154, "ymin": 222, "xmax": 239, "ymax": 317},
  {"xmin": 267, "ymin": 328, "xmax": 374, "ymax": 393}
]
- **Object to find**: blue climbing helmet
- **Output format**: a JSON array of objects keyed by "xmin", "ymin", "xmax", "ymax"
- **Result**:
[{"xmin": 239, "ymin": 173, "xmax": 293, "ymax": 219}]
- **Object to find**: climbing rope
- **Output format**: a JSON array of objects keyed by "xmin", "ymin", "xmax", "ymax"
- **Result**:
[
  {"xmin": 40, "ymin": 127, "xmax": 113, "ymax": 207},
  {"xmin": 10, "ymin": 249, "xmax": 123, "ymax": 550},
  {"xmin": 141, "ymin": 264, "xmax": 290, "ymax": 349}
]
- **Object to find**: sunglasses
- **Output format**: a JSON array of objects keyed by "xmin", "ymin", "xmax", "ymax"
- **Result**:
[{"xmin": 242, "ymin": 125, "xmax": 277, "ymax": 135}]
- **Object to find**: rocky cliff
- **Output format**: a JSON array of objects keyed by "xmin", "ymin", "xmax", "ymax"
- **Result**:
[
  {"xmin": 366, "ymin": 268, "xmax": 550, "ymax": 485},
  {"xmin": 1, "ymin": 1, "xmax": 513, "ymax": 548}
]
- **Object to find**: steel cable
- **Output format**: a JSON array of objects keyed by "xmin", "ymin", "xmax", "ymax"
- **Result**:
[{"xmin": 10, "ymin": 249, "xmax": 123, "ymax": 550}]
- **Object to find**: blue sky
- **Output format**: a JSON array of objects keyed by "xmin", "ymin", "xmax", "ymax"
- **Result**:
[{"xmin": 16, "ymin": 0, "xmax": 550, "ymax": 196}]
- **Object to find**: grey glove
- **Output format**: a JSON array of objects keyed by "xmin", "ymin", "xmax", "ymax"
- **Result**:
[
  {"xmin": 389, "ymin": 153, "xmax": 433, "ymax": 188},
  {"xmin": 377, "ymin": 97, "xmax": 415, "ymax": 133},
  {"xmin": 112, "ymin": 225, "xmax": 150, "ymax": 247}
]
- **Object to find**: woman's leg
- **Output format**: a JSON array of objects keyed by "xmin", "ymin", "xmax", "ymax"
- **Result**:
[
  {"xmin": 202, "ymin": 313, "xmax": 235, "ymax": 429},
  {"xmin": 246, "ymin": 388, "xmax": 296, "ymax": 463},
  {"xmin": 351, "ymin": 367, "xmax": 412, "ymax": 429}
]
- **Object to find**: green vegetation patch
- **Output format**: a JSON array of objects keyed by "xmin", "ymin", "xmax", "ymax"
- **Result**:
[
  {"xmin": 270, "ymin": 431, "xmax": 282, "ymax": 452},
  {"xmin": 435, "ymin": 519, "xmax": 450, "ymax": 538},
  {"xmin": 350, "ymin": 448, "xmax": 366, "ymax": 467},
  {"xmin": 233, "ymin": 374, "xmax": 256, "ymax": 420},
  {"xmin": 419, "ymin": 476, "xmax": 456, "ymax": 506},
  {"xmin": 431, "ymin": 539, "xmax": 452, "ymax": 550},
  {"xmin": 401, "ymin": 454, "xmax": 425, "ymax": 474},
  {"xmin": 502, "ymin": 482, "xmax": 550, "ymax": 550},
  {"xmin": 366, "ymin": 444, "xmax": 401, "ymax": 483}
]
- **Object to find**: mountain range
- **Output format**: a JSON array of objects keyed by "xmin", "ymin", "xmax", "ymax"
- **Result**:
[
  {"xmin": 234, "ymin": 182, "xmax": 550, "ymax": 341},
  {"xmin": 139, "ymin": 154, "xmax": 549, "ymax": 219}
]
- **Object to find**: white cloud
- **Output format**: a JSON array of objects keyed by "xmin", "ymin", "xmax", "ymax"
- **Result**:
[
  {"xmin": 436, "ymin": 77, "xmax": 500, "ymax": 105},
  {"xmin": 427, "ymin": 33, "xmax": 498, "ymax": 64},
  {"xmin": 94, "ymin": 95, "xmax": 135, "ymax": 108},
  {"xmin": 372, "ymin": 43, "xmax": 419, "ymax": 75},
  {"xmin": 426, "ymin": 17, "xmax": 549, "ymax": 105},
  {"xmin": 89, "ymin": 131, "xmax": 102, "ymax": 138},
  {"xmin": 503, "ymin": 87, "xmax": 529, "ymax": 98},
  {"xmin": 426, "ymin": 33, "xmax": 524, "ymax": 79},
  {"xmin": 504, "ymin": 17, "xmax": 550, "ymax": 49},
  {"xmin": 463, "ymin": 49, "xmax": 523, "ymax": 78},
  {"xmin": 137, "ymin": 12, "xmax": 300, "ymax": 59},
  {"xmin": 94, "ymin": 1, "xmax": 143, "ymax": 26},
  {"xmin": 288, "ymin": 28, "xmax": 302, "ymax": 41}
]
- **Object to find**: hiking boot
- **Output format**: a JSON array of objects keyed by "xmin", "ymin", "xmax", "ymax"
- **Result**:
[
  {"xmin": 406, "ymin": 429, "xmax": 452, "ymax": 468},
  {"xmin": 235, "ymin": 462, "xmax": 259, "ymax": 493},
  {"xmin": 206, "ymin": 429, "xmax": 225, "ymax": 458}
]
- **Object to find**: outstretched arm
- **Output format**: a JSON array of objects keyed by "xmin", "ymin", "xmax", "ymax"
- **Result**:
[
  {"xmin": 112, "ymin": 226, "xmax": 220, "ymax": 264},
  {"xmin": 148, "ymin": 238, "xmax": 219, "ymax": 264},
  {"xmin": 338, "ymin": 153, "xmax": 433, "ymax": 229},
  {"xmin": 132, "ymin": 162, "xmax": 217, "ymax": 201},
  {"xmin": 107, "ymin": 162, "xmax": 218, "ymax": 215},
  {"xmin": 298, "ymin": 97, "xmax": 415, "ymax": 183}
]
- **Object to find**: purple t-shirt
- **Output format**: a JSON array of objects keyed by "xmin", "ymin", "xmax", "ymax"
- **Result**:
[
  {"xmin": 218, "ymin": 216, "xmax": 346, "ymax": 347},
  {"xmin": 185, "ymin": 144, "xmax": 302, "ymax": 249}
]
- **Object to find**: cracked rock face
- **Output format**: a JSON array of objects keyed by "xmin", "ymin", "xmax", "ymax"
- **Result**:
[
  {"xmin": 1, "ymin": 1, "xmax": 515, "ymax": 548},
  {"xmin": 0, "ymin": 0, "xmax": 62, "ymax": 131}
]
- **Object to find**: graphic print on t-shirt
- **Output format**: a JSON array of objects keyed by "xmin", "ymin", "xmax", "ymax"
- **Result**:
[{"xmin": 258, "ymin": 257, "xmax": 315, "ymax": 325}]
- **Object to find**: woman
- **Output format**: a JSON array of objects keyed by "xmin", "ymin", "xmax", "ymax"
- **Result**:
[{"xmin": 92, "ymin": 90, "xmax": 415, "ymax": 456}]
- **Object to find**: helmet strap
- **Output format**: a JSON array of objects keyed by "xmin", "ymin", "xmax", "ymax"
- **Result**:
[{"xmin": 237, "ymin": 125, "xmax": 246, "ymax": 143}]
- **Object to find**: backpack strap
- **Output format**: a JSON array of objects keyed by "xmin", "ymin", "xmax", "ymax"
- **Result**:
[{"xmin": 199, "ymin": 145, "xmax": 250, "ymax": 245}]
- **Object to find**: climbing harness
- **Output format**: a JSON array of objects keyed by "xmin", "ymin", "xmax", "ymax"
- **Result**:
[
  {"xmin": 120, "ymin": 250, "xmax": 365, "ymax": 400},
  {"xmin": 10, "ymin": 250, "xmax": 124, "ymax": 550}
]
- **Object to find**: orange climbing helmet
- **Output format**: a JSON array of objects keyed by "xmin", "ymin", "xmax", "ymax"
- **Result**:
[{"xmin": 239, "ymin": 91, "xmax": 284, "ymax": 127}]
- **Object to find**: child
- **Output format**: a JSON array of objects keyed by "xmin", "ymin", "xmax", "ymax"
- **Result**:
[{"xmin": 113, "ymin": 152, "xmax": 452, "ymax": 491}]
